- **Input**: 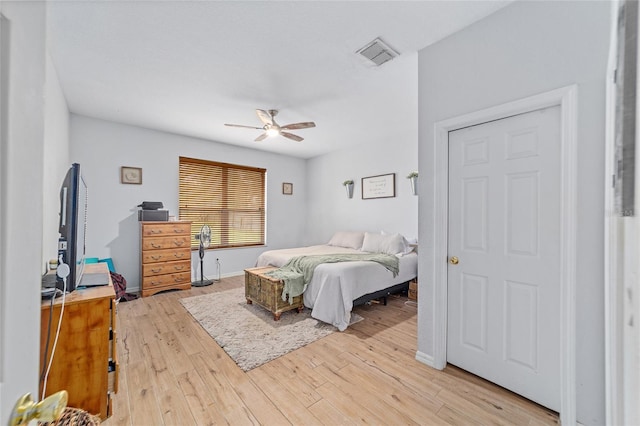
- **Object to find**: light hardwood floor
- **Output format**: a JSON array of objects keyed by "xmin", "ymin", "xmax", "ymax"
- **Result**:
[{"xmin": 104, "ymin": 276, "xmax": 559, "ymax": 425}]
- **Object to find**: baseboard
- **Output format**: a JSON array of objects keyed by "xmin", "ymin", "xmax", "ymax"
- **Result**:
[
  {"xmin": 124, "ymin": 271, "xmax": 244, "ymax": 295},
  {"xmin": 415, "ymin": 350, "xmax": 439, "ymax": 369}
]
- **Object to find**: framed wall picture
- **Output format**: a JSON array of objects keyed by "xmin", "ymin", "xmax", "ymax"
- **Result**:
[
  {"xmin": 362, "ymin": 173, "xmax": 395, "ymax": 199},
  {"xmin": 121, "ymin": 166, "xmax": 142, "ymax": 185},
  {"xmin": 282, "ymin": 182, "xmax": 293, "ymax": 195}
]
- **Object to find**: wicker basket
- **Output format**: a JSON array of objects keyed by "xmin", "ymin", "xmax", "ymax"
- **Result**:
[{"xmin": 39, "ymin": 407, "xmax": 101, "ymax": 426}]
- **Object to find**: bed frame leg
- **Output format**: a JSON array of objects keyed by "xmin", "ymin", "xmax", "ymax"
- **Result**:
[{"xmin": 383, "ymin": 296, "xmax": 387, "ymax": 306}]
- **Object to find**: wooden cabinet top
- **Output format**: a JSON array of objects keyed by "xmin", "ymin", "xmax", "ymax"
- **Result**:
[{"xmin": 42, "ymin": 262, "xmax": 115, "ymax": 308}]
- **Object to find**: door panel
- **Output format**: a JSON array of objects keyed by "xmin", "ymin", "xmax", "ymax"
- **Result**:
[
  {"xmin": 505, "ymin": 171, "xmax": 539, "ymax": 256},
  {"xmin": 504, "ymin": 279, "xmax": 538, "ymax": 370},
  {"xmin": 460, "ymin": 273, "xmax": 488, "ymax": 353},
  {"xmin": 462, "ymin": 177, "xmax": 488, "ymax": 252},
  {"xmin": 447, "ymin": 106, "xmax": 561, "ymax": 411}
]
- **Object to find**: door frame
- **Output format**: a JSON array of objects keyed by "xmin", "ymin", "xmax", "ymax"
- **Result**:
[
  {"xmin": 430, "ymin": 85, "xmax": 577, "ymax": 425},
  {"xmin": 604, "ymin": 1, "xmax": 640, "ymax": 424}
]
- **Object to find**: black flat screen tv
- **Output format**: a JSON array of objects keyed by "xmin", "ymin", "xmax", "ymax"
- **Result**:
[{"xmin": 57, "ymin": 163, "xmax": 87, "ymax": 292}]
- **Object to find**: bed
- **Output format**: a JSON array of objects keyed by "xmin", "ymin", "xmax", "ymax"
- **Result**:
[{"xmin": 255, "ymin": 231, "xmax": 418, "ymax": 331}]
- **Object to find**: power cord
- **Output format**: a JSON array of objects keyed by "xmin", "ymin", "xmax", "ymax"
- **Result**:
[
  {"xmin": 194, "ymin": 260, "xmax": 211, "ymax": 282},
  {"xmin": 195, "ymin": 258, "xmax": 221, "ymax": 282},
  {"xmin": 41, "ymin": 254, "xmax": 69, "ymax": 400}
]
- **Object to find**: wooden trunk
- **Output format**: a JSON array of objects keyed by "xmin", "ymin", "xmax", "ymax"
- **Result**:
[{"xmin": 244, "ymin": 266, "xmax": 304, "ymax": 320}]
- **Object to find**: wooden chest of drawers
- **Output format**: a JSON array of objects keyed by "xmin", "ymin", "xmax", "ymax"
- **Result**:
[
  {"xmin": 140, "ymin": 221, "xmax": 192, "ymax": 297},
  {"xmin": 244, "ymin": 266, "xmax": 304, "ymax": 320}
]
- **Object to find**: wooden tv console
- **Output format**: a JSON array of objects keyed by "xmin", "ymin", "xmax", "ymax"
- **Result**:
[{"xmin": 39, "ymin": 262, "xmax": 118, "ymax": 420}]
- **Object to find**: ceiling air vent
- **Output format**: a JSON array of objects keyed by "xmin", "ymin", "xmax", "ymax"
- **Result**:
[{"xmin": 356, "ymin": 37, "xmax": 399, "ymax": 66}]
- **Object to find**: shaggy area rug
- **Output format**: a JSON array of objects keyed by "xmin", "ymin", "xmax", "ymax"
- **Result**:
[{"xmin": 180, "ymin": 286, "xmax": 362, "ymax": 371}]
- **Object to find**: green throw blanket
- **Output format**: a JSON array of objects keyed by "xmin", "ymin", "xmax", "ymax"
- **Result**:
[{"xmin": 265, "ymin": 253, "xmax": 400, "ymax": 304}]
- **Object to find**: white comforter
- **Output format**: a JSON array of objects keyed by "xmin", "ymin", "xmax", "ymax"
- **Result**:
[{"xmin": 256, "ymin": 245, "xmax": 418, "ymax": 331}]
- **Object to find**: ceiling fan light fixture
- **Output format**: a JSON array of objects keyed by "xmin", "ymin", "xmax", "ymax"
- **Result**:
[
  {"xmin": 225, "ymin": 109, "xmax": 315, "ymax": 142},
  {"xmin": 266, "ymin": 127, "xmax": 280, "ymax": 137}
]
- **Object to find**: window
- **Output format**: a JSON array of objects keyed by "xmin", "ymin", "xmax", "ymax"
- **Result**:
[{"xmin": 179, "ymin": 156, "xmax": 266, "ymax": 249}]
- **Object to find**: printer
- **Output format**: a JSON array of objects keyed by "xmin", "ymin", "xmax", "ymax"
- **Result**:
[{"xmin": 137, "ymin": 201, "xmax": 169, "ymax": 221}]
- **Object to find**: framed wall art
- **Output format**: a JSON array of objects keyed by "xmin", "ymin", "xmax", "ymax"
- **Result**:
[
  {"xmin": 282, "ymin": 182, "xmax": 293, "ymax": 195},
  {"xmin": 362, "ymin": 173, "xmax": 395, "ymax": 199},
  {"xmin": 121, "ymin": 166, "xmax": 142, "ymax": 185}
]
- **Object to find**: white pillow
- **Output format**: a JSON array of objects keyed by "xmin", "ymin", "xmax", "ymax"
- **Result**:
[
  {"xmin": 361, "ymin": 232, "xmax": 407, "ymax": 256},
  {"xmin": 327, "ymin": 231, "xmax": 365, "ymax": 250},
  {"xmin": 379, "ymin": 231, "xmax": 415, "ymax": 254}
]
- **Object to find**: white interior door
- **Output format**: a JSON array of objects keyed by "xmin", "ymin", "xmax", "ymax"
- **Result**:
[{"xmin": 447, "ymin": 106, "xmax": 561, "ymax": 411}]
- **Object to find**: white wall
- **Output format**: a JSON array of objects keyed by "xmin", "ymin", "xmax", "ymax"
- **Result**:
[
  {"xmin": 417, "ymin": 2, "xmax": 609, "ymax": 424},
  {"xmin": 70, "ymin": 114, "xmax": 308, "ymax": 292},
  {"xmin": 42, "ymin": 53, "xmax": 70, "ymax": 272},
  {"xmin": 0, "ymin": 1, "xmax": 47, "ymax": 423},
  {"xmin": 305, "ymin": 54, "xmax": 418, "ymax": 245}
]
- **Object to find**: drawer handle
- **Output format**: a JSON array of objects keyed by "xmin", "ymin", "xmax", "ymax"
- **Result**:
[
  {"xmin": 173, "ymin": 228, "xmax": 183, "ymax": 233},
  {"xmin": 174, "ymin": 277, "xmax": 185, "ymax": 283},
  {"xmin": 151, "ymin": 242, "xmax": 162, "ymax": 249},
  {"xmin": 150, "ymin": 229, "xmax": 162, "ymax": 234},
  {"xmin": 151, "ymin": 281, "xmax": 161, "ymax": 285},
  {"xmin": 174, "ymin": 253, "xmax": 185, "ymax": 259},
  {"xmin": 173, "ymin": 240, "xmax": 185, "ymax": 247},
  {"xmin": 174, "ymin": 266, "xmax": 185, "ymax": 271},
  {"xmin": 151, "ymin": 268, "xmax": 162, "ymax": 273},
  {"xmin": 151, "ymin": 255, "xmax": 162, "ymax": 260}
]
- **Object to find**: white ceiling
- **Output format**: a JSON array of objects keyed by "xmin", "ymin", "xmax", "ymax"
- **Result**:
[{"xmin": 47, "ymin": 1, "xmax": 511, "ymax": 159}]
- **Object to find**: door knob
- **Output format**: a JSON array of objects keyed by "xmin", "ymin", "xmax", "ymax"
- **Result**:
[{"xmin": 449, "ymin": 256, "xmax": 459, "ymax": 265}]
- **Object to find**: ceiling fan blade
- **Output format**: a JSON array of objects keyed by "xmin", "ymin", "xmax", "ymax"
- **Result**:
[
  {"xmin": 255, "ymin": 133, "xmax": 268, "ymax": 142},
  {"xmin": 256, "ymin": 109, "xmax": 272, "ymax": 125},
  {"xmin": 224, "ymin": 123, "xmax": 263, "ymax": 130},
  {"xmin": 281, "ymin": 132, "xmax": 304, "ymax": 142},
  {"xmin": 281, "ymin": 122, "xmax": 316, "ymax": 131}
]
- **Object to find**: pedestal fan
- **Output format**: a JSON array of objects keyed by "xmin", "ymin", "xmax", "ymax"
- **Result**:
[{"xmin": 192, "ymin": 224, "xmax": 213, "ymax": 287}]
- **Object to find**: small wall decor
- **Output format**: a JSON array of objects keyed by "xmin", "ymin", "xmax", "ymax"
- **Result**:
[
  {"xmin": 121, "ymin": 166, "xmax": 142, "ymax": 185},
  {"xmin": 343, "ymin": 179, "xmax": 354, "ymax": 199},
  {"xmin": 282, "ymin": 182, "xmax": 293, "ymax": 195},
  {"xmin": 362, "ymin": 173, "xmax": 395, "ymax": 199},
  {"xmin": 407, "ymin": 171, "xmax": 418, "ymax": 196}
]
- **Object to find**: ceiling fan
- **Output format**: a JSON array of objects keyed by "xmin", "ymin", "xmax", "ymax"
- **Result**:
[{"xmin": 225, "ymin": 109, "xmax": 316, "ymax": 142}]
